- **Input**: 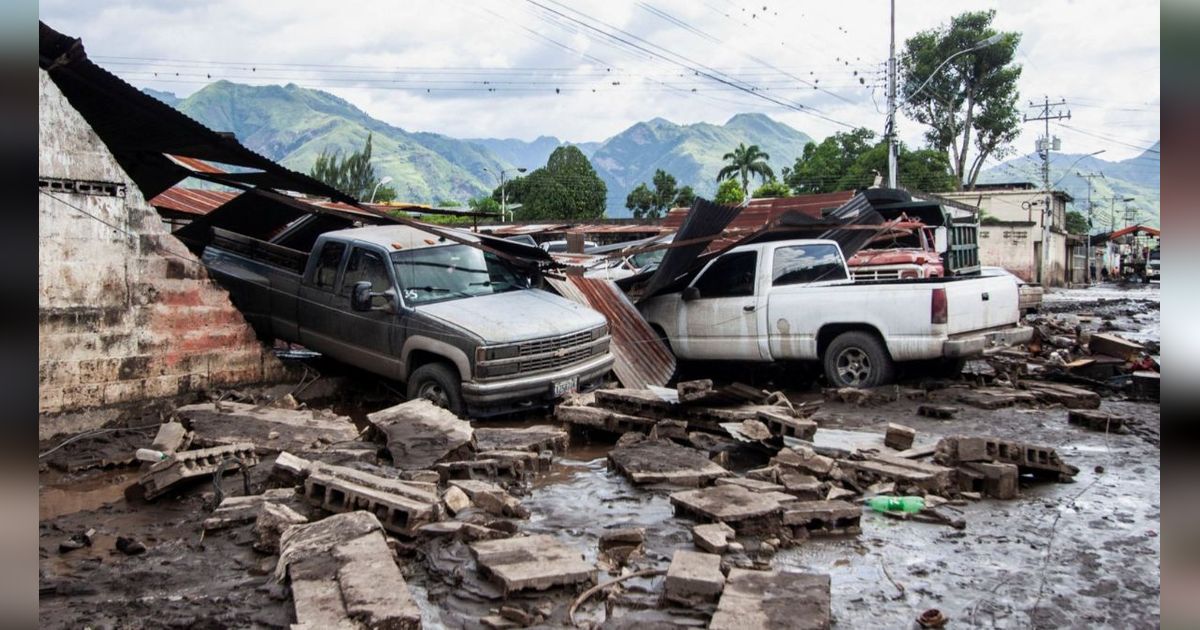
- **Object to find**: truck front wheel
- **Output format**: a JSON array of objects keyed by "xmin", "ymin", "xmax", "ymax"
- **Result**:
[
  {"xmin": 823, "ymin": 331, "xmax": 895, "ymax": 388},
  {"xmin": 407, "ymin": 362, "xmax": 466, "ymax": 417}
]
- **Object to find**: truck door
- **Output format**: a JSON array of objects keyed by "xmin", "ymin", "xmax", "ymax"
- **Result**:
[
  {"xmin": 298, "ymin": 240, "xmax": 347, "ymax": 357},
  {"xmin": 677, "ymin": 250, "xmax": 766, "ymax": 360},
  {"xmin": 331, "ymin": 246, "xmax": 404, "ymax": 380}
]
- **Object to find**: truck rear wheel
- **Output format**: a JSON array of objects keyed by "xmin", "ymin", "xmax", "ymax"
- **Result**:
[
  {"xmin": 823, "ymin": 331, "xmax": 894, "ymax": 388},
  {"xmin": 407, "ymin": 362, "xmax": 466, "ymax": 417}
]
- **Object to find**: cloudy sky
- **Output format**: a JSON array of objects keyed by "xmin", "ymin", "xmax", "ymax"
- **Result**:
[{"xmin": 39, "ymin": 0, "xmax": 1160, "ymax": 166}]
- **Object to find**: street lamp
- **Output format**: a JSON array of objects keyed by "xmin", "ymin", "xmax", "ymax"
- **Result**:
[
  {"xmin": 484, "ymin": 167, "xmax": 527, "ymax": 222},
  {"xmin": 369, "ymin": 176, "xmax": 393, "ymax": 203},
  {"xmin": 886, "ymin": 20, "xmax": 1004, "ymax": 188}
]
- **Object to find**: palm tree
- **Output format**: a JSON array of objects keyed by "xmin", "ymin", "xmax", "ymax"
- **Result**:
[{"xmin": 717, "ymin": 143, "xmax": 775, "ymax": 198}]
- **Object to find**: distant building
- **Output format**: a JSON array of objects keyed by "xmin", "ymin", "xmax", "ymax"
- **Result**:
[{"xmin": 938, "ymin": 182, "xmax": 1077, "ymax": 286}]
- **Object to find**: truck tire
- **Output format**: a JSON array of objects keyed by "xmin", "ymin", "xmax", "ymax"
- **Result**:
[
  {"xmin": 823, "ymin": 331, "xmax": 895, "ymax": 388},
  {"xmin": 407, "ymin": 362, "xmax": 466, "ymax": 417}
]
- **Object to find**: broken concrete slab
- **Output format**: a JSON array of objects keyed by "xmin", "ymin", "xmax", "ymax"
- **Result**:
[
  {"xmin": 555, "ymin": 404, "xmax": 657, "ymax": 435},
  {"xmin": 838, "ymin": 455, "xmax": 955, "ymax": 494},
  {"xmin": 1089, "ymin": 332, "xmax": 1144, "ymax": 361},
  {"xmin": 474, "ymin": 425, "xmax": 568, "ymax": 453},
  {"xmin": 716, "ymin": 477, "xmax": 787, "ymax": 494},
  {"xmin": 1021, "ymin": 382, "xmax": 1101, "ymax": 409},
  {"xmin": 756, "ymin": 409, "xmax": 817, "ymax": 440},
  {"xmin": 884, "ymin": 423, "xmax": 916, "ymax": 451},
  {"xmin": 470, "ymin": 534, "xmax": 594, "ymax": 594},
  {"xmin": 669, "ymin": 484, "xmax": 785, "ymax": 533},
  {"xmin": 598, "ymin": 527, "xmax": 645, "ymax": 568},
  {"xmin": 367, "ymin": 399, "xmax": 475, "ymax": 470},
  {"xmin": 693, "ymin": 522, "xmax": 736, "ymax": 554},
  {"xmin": 677, "ymin": 379, "xmax": 715, "ymax": 404},
  {"xmin": 952, "ymin": 387, "xmax": 1038, "ymax": 410},
  {"xmin": 416, "ymin": 521, "xmax": 508, "ymax": 542},
  {"xmin": 771, "ymin": 446, "xmax": 836, "ymax": 478},
  {"xmin": 782, "ymin": 500, "xmax": 862, "ymax": 537},
  {"xmin": 202, "ymin": 488, "xmax": 303, "ymax": 531},
  {"xmin": 177, "ymin": 402, "xmax": 359, "ymax": 455},
  {"xmin": 607, "ymin": 436, "xmax": 730, "ymax": 486},
  {"xmin": 777, "ymin": 472, "xmax": 824, "ymax": 500},
  {"xmin": 303, "ymin": 467, "xmax": 440, "ymax": 536},
  {"xmin": 435, "ymin": 457, "xmax": 530, "ymax": 484},
  {"xmin": 443, "ymin": 485, "xmax": 471, "ymax": 516},
  {"xmin": 475, "ymin": 449, "xmax": 553, "ymax": 475},
  {"xmin": 917, "ymin": 404, "xmax": 959, "ymax": 419},
  {"xmin": 709, "ymin": 569, "xmax": 831, "ymax": 630},
  {"xmin": 254, "ymin": 501, "xmax": 308, "ymax": 553},
  {"xmin": 1067, "ymin": 409, "xmax": 1128, "ymax": 433},
  {"xmin": 665, "ymin": 549, "xmax": 724, "ymax": 604},
  {"xmin": 138, "ymin": 442, "xmax": 258, "ymax": 500},
  {"xmin": 277, "ymin": 512, "xmax": 421, "ymax": 630}
]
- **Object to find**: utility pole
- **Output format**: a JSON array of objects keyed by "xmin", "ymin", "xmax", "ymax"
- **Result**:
[
  {"xmin": 1023, "ymin": 96, "xmax": 1070, "ymax": 284},
  {"xmin": 886, "ymin": 0, "xmax": 897, "ymax": 188},
  {"xmin": 1077, "ymin": 170, "xmax": 1105, "ymax": 284}
]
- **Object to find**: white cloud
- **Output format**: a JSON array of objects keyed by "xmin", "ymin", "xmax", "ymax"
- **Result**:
[{"xmin": 40, "ymin": 0, "xmax": 1159, "ymax": 161}]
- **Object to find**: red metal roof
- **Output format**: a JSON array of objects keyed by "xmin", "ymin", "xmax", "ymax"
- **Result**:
[
  {"xmin": 662, "ymin": 192, "xmax": 856, "ymax": 230},
  {"xmin": 544, "ymin": 275, "xmax": 675, "ymax": 389},
  {"xmin": 1107, "ymin": 224, "xmax": 1160, "ymax": 240},
  {"xmin": 152, "ymin": 187, "xmax": 240, "ymax": 216}
]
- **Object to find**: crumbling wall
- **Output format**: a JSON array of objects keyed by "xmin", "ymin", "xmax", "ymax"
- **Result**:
[{"xmin": 38, "ymin": 70, "xmax": 286, "ymax": 438}]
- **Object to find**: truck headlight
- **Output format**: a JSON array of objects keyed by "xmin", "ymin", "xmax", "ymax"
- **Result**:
[{"xmin": 591, "ymin": 324, "xmax": 609, "ymax": 340}]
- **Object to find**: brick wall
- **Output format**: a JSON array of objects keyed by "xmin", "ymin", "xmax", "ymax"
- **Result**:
[{"xmin": 39, "ymin": 70, "xmax": 287, "ymax": 438}]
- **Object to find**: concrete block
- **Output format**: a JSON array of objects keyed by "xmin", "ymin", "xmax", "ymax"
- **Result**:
[
  {"xmin": 778, "ymin": 472, "xmax": 823, "ymax": 500},
  {"xmin": 669, "ymin": 484, "xmax": 786, "ymax": 534},
  {"xmin": 367, "ymin": 398, "xmax": 475, "ymax": 470},
  {"xmin": 138, "ymin": 442, "xmax": 258, "ymax": 500},
  {"xmin": 608, "ymin": 436, "xmax": 730, "ymax": 486},
  {"xmin": 149, "ymin": 421, "xmax": 190, "ymax": 455},
  {"xmin": 756, "ymin": 409, "xmax": 817, "ymax": 440},
  {"xmin": 1067, "ymin": 409, "xmax": 1128, "ymax": 433},
  {"xmin": 884, "ymin": 423, "xmax": 916, "ymax": 451},
  {"xmin": 555, "ymin": 404, "xmax": 656, "ymax": 434},
  {"xmin": 838, "ymin": 455, "xmax": 954, "ymax": 494},
  {"xmin": 665, "ymin": 549, "xmax": 724, "ymax": 604},
  {"xmin": 202, "ymin": 488, "xmax": 300, "ymax": 531},
  {"xmin": 303, "ymin": 469, "xmax": 438, "ymax": 535},
  {"xmin": 715, "ymin": 477, "xmax": 787, "ymax": 494},
  {"xmin": 253, "ymin": 502, "xmax": 308, "ymax": 553},
  {"xmin": 771, "ymin": 446, "xmax": 836, "ymax": 478},
  {"xmin": 449, "ymin": 479, "xmax": 527, "ymax": 518},
  {"xmin": 782, "ymin": 500, "xmax": 861, "ymax": 537},
  {"xmin": 443, "ymin": 485, "xmax": 472, "ymax": 515},
  {"xmin": 960, "ymin": 461, "xmax": 1019, "ymax": 500},
  {"xmin": 474, "ymin": 425, "xmax": 568, "ymax": 453}
]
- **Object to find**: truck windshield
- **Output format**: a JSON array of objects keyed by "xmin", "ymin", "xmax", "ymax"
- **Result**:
[{"xmin": 391, "ymin": 244, "xmax": 528, "ymax": 305}]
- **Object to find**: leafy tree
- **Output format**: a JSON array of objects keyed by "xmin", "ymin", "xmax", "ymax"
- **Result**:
[
  {"xmin": 752, "ymin": 180, "xmax": 792, "ymax": 199},
  {"xmin": 499, "ymin": 146, "xmax": 606, "ymax": 220},
  {"xmin": 468, "ymin": 196, "xmax": 502, "ymax": 215},
  {"xmin": 1065, "ymin": 210, "xmax": 1089, "ymax": 234},
  {"xmin": 651, "ymin": 169, "xmax": 678, "ymax": 214},
  {"xmin": 784, "ymin": 127, "xmax": 956, "ymax": 194},
  {"xmin": 900, "ymin": 10, "xmax": 1022, "ymax": 190},
  {"xmin": 714, "ymin": 179, "xmax": 745, "ymax": 205},
  {"xmin": 625, "ymin": 183, "xmax": 656, "ymax": 218},
  {"xmin": 717, "ymin": 143, "xmax": 774, "ymax": 198},
  {"xmin": 309, "ymin": 133, "xmax": 396, "ymax": 201},
  {"xmin": 673, "ymin": 185, "xmax": 697, "ymax": 209}
]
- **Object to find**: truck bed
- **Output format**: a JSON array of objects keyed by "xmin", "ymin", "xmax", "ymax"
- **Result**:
[{"xmin": 202, "ymin": 229, "xmax": 307, "ymax": 342}]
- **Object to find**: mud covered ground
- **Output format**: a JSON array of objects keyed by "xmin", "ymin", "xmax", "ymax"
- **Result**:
[{"xmin": 38, "ymin": 284, "xmax": 1160, "ymax": 629}]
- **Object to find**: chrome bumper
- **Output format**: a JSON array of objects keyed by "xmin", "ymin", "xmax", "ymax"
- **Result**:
[
  {"xmin": 943, "ymin": 325, "xmax": 1034, "ymax": 358},
  {"xmin": 461, "ymin": 353, "xmax": 614, "ymax": 406}
]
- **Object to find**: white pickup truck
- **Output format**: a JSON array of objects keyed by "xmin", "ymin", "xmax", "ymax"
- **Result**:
[{"xmin": 639, "ymin": 239, "xmax": 1032, "ymax": 387}]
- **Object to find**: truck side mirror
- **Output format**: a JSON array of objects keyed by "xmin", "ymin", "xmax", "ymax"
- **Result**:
[
  {"xmin": 682, "ymin": 286, "xmax": 700, "ymax": 301},
  {"xmin": 351, "ymin": 281, "xmax": 373, "ymax": 312},
  {"xmin": 934, "ymin": 227, "xmax": 949, "ymax": 254}
]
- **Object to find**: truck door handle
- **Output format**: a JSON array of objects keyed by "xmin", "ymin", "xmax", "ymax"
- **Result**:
[
  {"xmin": 982, "ymin": 292, "xmax": 989, "ymax": 301},
  {"xmin": 743, "ymin": 305, "xmax": 756, "ymax": 312}
]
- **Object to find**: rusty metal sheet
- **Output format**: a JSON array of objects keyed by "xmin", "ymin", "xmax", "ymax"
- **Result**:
[
  {"xmin": 544, "ymin": 276, "xmax": 675, "ymax": 389},
  {"xmin": 639, "ymin": 198, "xmax": 742, "ymax": 300}
]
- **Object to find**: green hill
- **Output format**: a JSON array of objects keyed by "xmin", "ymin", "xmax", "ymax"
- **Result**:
[
  {"xmin": 590, "ymin": 113, "xmax": 813, "ymax": 217},
  {"xmin": 170, "ymin": 81, "xmax": 510, "ymax": 203}
]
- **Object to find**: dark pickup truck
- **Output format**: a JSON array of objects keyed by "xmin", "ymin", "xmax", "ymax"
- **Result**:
[{"xmin": 201, "ymin": 224, "xmax": 614, "ymax": 416}]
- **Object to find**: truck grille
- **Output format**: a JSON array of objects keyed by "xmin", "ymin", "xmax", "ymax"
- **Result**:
[
  {"xmin": 852, "ymin": 269, "xmax": 901, "ymax": 281},
  {"xmin": 517, "ymin": 329, "xmax": 595, "ymax": 357},
  {"xmin": 517, "ymin": 345, "xmax": 596, "ymax": 373}
]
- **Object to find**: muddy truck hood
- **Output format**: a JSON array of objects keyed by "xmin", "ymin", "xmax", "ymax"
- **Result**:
[{"xmin": 416, "ymin": 289, "xmax": 607, "ymax": 343}]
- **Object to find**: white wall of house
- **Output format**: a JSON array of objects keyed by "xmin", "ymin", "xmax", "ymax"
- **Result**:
[{"xmin": 942, "ymin": 187, "xmax": 1073, "ymax": 286}]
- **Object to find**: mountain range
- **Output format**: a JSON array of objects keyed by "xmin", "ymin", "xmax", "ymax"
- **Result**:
[{"xmin": 147, "ymin": 81, "xmax": 1158, "ymax": 224}]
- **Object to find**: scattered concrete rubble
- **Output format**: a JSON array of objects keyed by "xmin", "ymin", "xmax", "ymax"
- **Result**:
[
  {"xmin": 670, "ymin": 484, "xmax": 787, "ymax": 535},
  {"xmin": 692, "ymin": 522, "xmax": 736, "ymax": 553},
  {"xmin": 470, "ymin": 534, "xmax": 594, "ymax": 594},
  {"xmin": 202, "ymin": 487, "xmax": 304, "ymax": 531},
  {"xmin": 597, "ymin": 527, "xmax": 645, "ymax": 568},
  {"xmin": 709, "ymin": 569, "xmax": 831, "ymax": 630},
  {"xmin": 276, "ymin": 511, "xmax": 421, "ymax": 630},
  {"xmin": 449, "ymin": 479, "xmax": 529, "ymax": 518},
  {"xmin": 474, "ymin": 425, "xmax": 568, "ymax": 453},
  {"xmin": 254, "ymin": 501, "xmax": 308, "ymax": 553},
  {"xmin": 884, "ymin": 422, "xmax": 916, "ymax": 450},
  {"xmin": 367, "ymin": 399, "xmax": 475, "ymax": 470},
  {"xmin": 935, "ymin": 435, "xmax": 1079, "ymax": 481}
]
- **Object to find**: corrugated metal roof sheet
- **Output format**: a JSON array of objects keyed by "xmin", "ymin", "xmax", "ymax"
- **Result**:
[
  {"xmin": 152, "ymin": 187, "xmax": 240, "ymax": 216},
  {"xmin": 544, "ymin": 275, "xmax": 675, "ymax": 389},
  {"xmin": 639, "ymin": 198, "xmax": 743, "ymax": 299},
  {"xmin": 662, "ymin": 192, "xmax": 857, "ymax": 254}
]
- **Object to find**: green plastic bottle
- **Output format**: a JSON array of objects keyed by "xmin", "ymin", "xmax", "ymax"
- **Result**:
[{"xmin": 865, "ymin": 496, "xmax": 925, "ymax": 513}]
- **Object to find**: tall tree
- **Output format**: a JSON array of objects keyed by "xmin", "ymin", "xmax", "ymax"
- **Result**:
[
  {"xmin": 625, "ymin": 183, "xmax": 656, "ymax": 219},
  {"xmin": 308, "ymin": 133, "xmax": 395, "ymax": 201},
  {"xmin": 651, "ymin": 169, "xmax": 678, "ymax": 215},
  {"xmin": 624, "ymin": 169, "xmax": 684, "ymax": 219},
  {"xmin": 499, "ymin": 145, "xmax": 606, "ymax": 220},
  {"xmin": 717, "ymin": 143, "xmax": 774, "ymax": 198},
  {"xmin": 900, "ymin": 10, "xmax": 1022, "ymax": 190}
]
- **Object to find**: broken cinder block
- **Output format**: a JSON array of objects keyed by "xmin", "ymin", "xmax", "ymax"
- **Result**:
[
  {"xmin": 756, "ymin": 409, "xmax": 817, "ymax": 440},
  {"xmin": 367, "ymin": 398, "xmax": 475, "ymax": 470},
  {"xmin": 884, "ymin": 423, "xmax": 916, "ymax": 451},
  {"xmin": 470, "ymin": 534, "xmax": 594, "ymax": 595},
  {"xmin": 692, "ymin": 522, "xmax": 736, "ymax": 554},
  {"xmin": 608, "ymin": 436, "xmax": 730, "ymax": 486},
  {"xmin": 783, "ymin": 500, "xmax": 862, "ymax": 537},
  {"xmin": 139, "ymin": 442, "xmax": 258, "ymax": 500}
]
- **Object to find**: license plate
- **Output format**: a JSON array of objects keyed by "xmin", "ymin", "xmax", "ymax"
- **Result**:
[{"xmin": 552, "ymin": 376, "xmax": 578, "ymax": 398}]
